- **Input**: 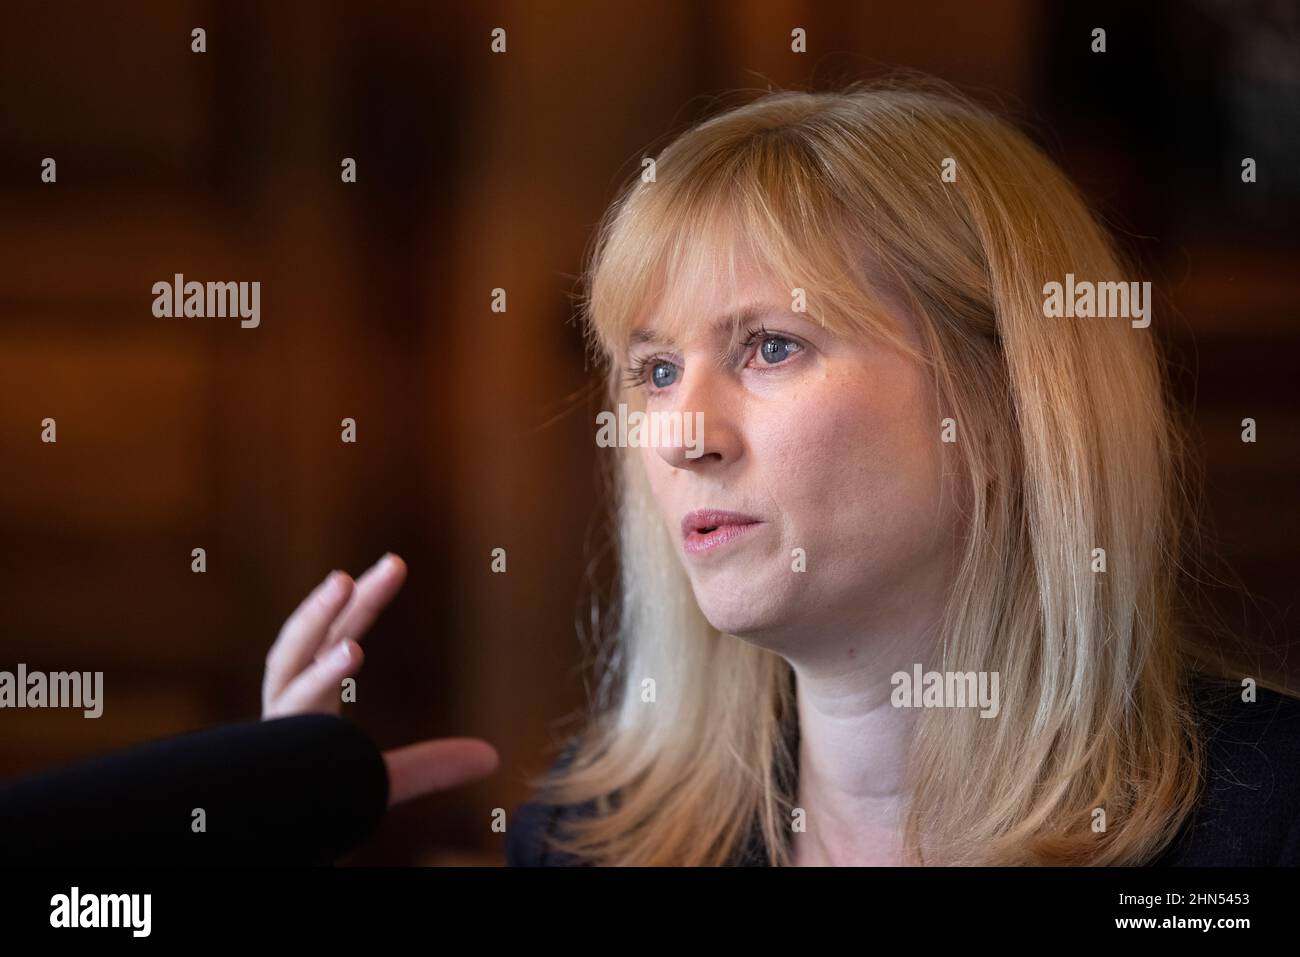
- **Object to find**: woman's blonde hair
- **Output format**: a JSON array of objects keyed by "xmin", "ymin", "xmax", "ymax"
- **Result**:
[{"xmin": 530, "ymin": 77, "xmax": 1289, "ymax": 865}]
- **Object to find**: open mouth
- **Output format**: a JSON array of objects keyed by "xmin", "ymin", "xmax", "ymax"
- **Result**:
[{"xmin": 680, "ymin": 510, "xmax": 764, "ymax": 555}]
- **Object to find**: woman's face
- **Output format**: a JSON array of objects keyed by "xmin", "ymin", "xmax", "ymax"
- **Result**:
[{"xmin": 628, "ymin": 262, "xmax": 961, "ymax": 659}]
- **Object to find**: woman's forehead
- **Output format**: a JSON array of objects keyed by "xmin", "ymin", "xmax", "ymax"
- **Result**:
[
  {"xmin": 627, "ymin": 252, "xmax": 792, "ymax": 345},
  {"xmin": 600, "ymin": 198, "xmax": 902, "ymax": 363}
]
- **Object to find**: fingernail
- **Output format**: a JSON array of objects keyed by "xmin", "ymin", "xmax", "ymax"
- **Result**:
[
  {"xmin": 315, "ymin": 576, "xmax": 343, "ymax": 606},
  {"xmin": 326, "ymin": 640, "xmax": 352, "ymax": 667}
]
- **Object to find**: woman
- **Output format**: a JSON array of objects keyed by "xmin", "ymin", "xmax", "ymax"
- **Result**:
[{"xmin": 262, "ymin": 79, "xmax": 1300, "ymax": 866}]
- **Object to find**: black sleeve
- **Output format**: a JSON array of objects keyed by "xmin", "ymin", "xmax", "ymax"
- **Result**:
[
  {"xmin": 1159, "ymin": 681, "xmax": 1300, "ymax": 865},
  {"xmin": 1281, "ymin": 807, "xmax": 1300, "ymax": 866},
  {"xmin": 506, "ymin": 739, "xmax": 587, "ymax": 867},
  {"xmin": 506, "ymin": 798, "xmax": 564, "ymax": 866}
]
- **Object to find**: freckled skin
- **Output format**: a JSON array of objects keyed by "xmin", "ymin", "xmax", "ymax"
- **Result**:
[{"xmin": 635, "ymin": 269, "xmax": 960, "ymax": 672}]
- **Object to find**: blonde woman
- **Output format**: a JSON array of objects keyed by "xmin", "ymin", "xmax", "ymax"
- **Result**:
[{"xmin": 499, "ymin": 79, "xmax": 1300, "ymax": 867}]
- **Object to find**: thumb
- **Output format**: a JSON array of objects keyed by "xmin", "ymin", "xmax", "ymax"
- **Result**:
[{"xmin": 382, "ymin": 737, "xmax": 499, "ymax": 809}]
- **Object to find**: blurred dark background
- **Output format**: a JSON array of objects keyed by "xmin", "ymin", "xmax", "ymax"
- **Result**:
[{"xmin": 1, "ymin": 0, "xmax": 1297, "ymax": 864}]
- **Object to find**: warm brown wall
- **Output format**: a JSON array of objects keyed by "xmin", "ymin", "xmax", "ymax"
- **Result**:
[{"xmin": 1, "ymin": 0, "xmax": 1296, "ymax": 864}]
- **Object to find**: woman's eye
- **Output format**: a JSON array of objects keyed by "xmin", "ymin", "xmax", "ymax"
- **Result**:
[
  {"xmin": 650, "ymin": 361, "xmax": 678, "ymax": 388},
  {"xmin": 628, "ymin": 334, "xmax": 799, "ymax": 392},
  {"xmin": 754, "ymin": 336, "xmax": 800, "ymax": 365}
]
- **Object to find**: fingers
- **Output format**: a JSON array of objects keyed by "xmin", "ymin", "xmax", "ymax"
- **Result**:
[
  {"xmin": 321, "ymin": 553, "xmax": 408, "ymax": 656},
  {"xmin": 263, "ymin": 570, "xmax": 355, "ymax": 708},
  {"xmin": 261, "ymin": 553, "xmax": 407, "ymax": 718},
  {"xmin": 264, "ymin": 637, "xmax": 365, "ymax": 718},
  {"xmin": 383, "ymin": 738, "xmax": 500, "ymax": 809}
]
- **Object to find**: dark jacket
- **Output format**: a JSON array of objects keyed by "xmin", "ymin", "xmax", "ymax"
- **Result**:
[{"xmin": 506, "ymin": 677, "xmax": 1300, "ymax": 866}]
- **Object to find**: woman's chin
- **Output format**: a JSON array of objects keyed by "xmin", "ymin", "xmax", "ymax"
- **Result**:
[{"xmin": 695, "ymin": 592, "xmax": 790, "ymax": 646}]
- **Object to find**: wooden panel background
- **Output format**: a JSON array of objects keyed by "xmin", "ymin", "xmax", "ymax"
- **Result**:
[{"xmin": 1, "ymin": 0, "xmax": 1296, "ymax": 864}]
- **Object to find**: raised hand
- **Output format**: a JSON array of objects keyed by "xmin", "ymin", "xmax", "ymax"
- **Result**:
[{"xmin": 261, "ymin": 553, "xmax": 499, "ymax": 807}]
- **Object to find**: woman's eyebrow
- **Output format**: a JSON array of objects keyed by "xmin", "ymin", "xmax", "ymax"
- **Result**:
[{"xmin": 628, "ymin": 303, "xmax": 779, "ymax": 349}]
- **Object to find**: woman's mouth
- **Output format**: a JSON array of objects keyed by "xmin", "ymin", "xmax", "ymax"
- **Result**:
[{"xmin": 680, "ymin": 510, "xmax": 764, "ymax": 556}]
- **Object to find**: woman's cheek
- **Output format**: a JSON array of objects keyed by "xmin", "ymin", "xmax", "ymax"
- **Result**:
[{"xmin": 753, "ymin": 384, "xmax": 868, "ymax": 520}]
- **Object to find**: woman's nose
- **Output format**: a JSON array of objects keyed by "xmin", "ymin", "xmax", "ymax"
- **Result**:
[{"xmin": 654, "ymin": 368, "xmax": 743, "ymax": 470}]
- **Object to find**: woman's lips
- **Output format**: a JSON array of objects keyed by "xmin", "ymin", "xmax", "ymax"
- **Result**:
[{"xmin": 680, "ymin": 510, "xmax": 764, "ymax": 556}]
